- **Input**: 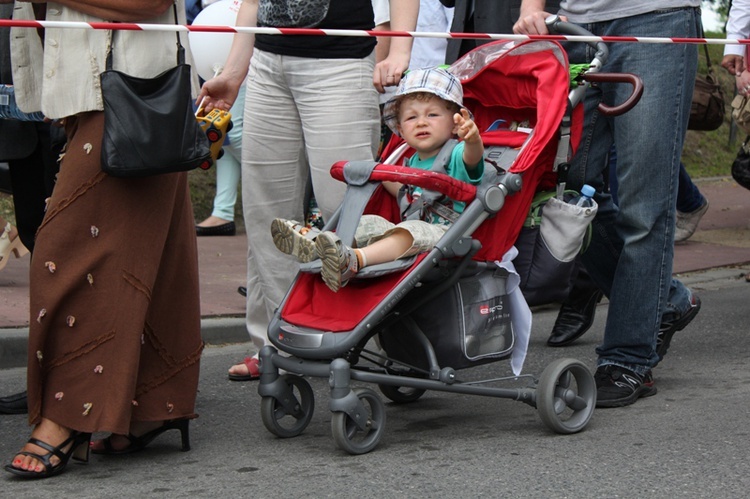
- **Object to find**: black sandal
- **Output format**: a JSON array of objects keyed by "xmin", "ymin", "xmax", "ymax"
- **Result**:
[
  {"xmin": 4, "ymin": 431, "xmax": 91, "ymax": 479},
  {"xmin": 91, "ymin": 418, "xmax": 190, "ymax": 455}
]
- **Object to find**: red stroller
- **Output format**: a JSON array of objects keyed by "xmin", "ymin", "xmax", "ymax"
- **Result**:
[{"xmin": 256, "ymin": 19, "xmax": 642, "ymax": 454}]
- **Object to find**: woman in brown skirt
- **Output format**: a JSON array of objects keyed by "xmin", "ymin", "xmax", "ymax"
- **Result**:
[{"xmin": 4, "ymin": 1, "xmax": 203, "ymax": 479}]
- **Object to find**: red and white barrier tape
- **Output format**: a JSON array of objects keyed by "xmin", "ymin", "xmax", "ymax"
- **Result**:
[{"xmin": 0, "ymin": 19, "xmax": 748, "ymax": 46}]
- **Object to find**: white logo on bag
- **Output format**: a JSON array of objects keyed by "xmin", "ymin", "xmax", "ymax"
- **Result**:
[{"xmin": 479, "ymin": 304, "xmax": 503, "ymax": 315}]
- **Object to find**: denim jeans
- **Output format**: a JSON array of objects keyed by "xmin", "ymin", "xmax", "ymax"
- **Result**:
[
  {"xmin": 563, "ymin": 8, "xmax": 699, "ymax": 373},
  {"xmin": 609, "ymin": 153, "xmax": 706, "ymax": 214},
  {"xmin": 676, "ymin": 164, "xmax": 706, "ymax": 213}
]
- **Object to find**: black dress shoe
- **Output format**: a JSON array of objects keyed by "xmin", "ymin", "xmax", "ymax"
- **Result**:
[
  {"xmin": 237, "ymin": 286, "xmax": 247, "ymax": 297},
  {"xmin": 548, "ymin": 268, "xmax": 604, "ymax": 347},
  {"xmin": 195, "ymin": 221, "xmax": 236, "ymax": 236},
  {"xmin": 0, "ymin": 390, "xmax": 28, "ymax": 415}
]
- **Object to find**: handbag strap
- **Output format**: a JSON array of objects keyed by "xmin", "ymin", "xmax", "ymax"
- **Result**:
[
  {"xmin": 697, "ymin": 20, "xmax": 716, "ymax": 77},
  {"xmin": 105, "ymin": 4, "xmax": 184, "ymax": 70}
]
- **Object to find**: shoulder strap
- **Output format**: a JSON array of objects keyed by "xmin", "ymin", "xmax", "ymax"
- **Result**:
[
  {"xmin": 398, "ymin": 139, "xmax": 459, "ymax": 221},
  {"xmin": 106, "ymin": 5, "xmax": 183, "ymax": 70}
]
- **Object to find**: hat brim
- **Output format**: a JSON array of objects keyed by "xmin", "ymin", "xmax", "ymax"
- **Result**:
[{"xmin": 382, "ymin": 90, "xmax": 471, "ymax": 137}]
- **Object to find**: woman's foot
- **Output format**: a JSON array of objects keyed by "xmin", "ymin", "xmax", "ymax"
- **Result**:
[
  {"xmin": 90, "ymin": 419, "xmax": 191, "ymax": 455},
  {"xmin": 196, "ymin": 215, "xmax": 232, "ymax": 228},
  {"xmin": 227, "ymin": 356, "xmax": 260, "ymax": 381},
  {"xmin": 5, "ymin": 418, "xmax": 89, "ymax": 478},
  {"xmin": 89, "ymin": 421, "xmax": 164, "ymax": 453},
  {"xmin": 195, "ymin": 216, "xmax": 236, "ymax": 236}
]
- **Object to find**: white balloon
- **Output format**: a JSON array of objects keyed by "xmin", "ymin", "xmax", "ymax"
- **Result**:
[{"xmin": 188, "ymin": 0, "xmax": 242, "ymax": 81}]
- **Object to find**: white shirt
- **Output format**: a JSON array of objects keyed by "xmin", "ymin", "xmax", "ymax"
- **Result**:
[
  {"xmin": 373, "ymin": 0, "xmax": 454, "ymax": 104},
  {"xmin": 725, "ymin": 0, "xmax": 750, "ymax": 57},
  {"xmin": 11, "ymin": 2, "xmax": 198, "ymax": 119}
]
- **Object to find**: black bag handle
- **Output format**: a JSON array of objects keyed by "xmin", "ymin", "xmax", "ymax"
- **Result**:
[{"xmin": 106, "ymin": 4, "xmax": 184, "ymax": 70}]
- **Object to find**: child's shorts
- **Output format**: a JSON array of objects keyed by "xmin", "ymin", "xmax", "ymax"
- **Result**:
[{"xmin": 355, "ymin": 214, "xmax": 449, "ymax": 259}]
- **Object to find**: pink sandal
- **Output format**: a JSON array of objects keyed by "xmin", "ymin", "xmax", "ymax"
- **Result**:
[{"xmin": 228, "ymin": 357, "xmax": 260, "ymax": 382}]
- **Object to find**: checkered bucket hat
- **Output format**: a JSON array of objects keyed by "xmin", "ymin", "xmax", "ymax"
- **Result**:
[{"xmin": 382, "ymin": 67, "xmax": 468, "ymax": 137}]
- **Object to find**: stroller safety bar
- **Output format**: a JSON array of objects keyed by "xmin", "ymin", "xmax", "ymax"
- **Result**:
[{"xmin": 330, "ymin": 161, "xmax": 478, "ymax": 204}]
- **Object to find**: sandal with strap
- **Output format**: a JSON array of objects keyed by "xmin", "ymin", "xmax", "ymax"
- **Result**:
[
  {"xmin": 316, "ymin": 231, "xmax": 359, "ymax": 292},
  {"xmin": 4, "ymin": 431, "xmax": 91, "ymax": 479},
  {"xmin": 91, "ymin": 418, "xmax": 190, "ymax": 455},
  {"xmin": 271, "ymin": 218, "xmax": 321, "ymax": 263},
  {"xmin": 228, "ymin": 356, "xmax": 260, "ymax": 382}
]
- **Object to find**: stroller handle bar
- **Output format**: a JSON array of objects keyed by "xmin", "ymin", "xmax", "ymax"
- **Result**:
[
  {"xmin": 579, "ymin": 72, "xmax": 643, "ymax": 115},
  {"xmin": 546, "ymin": 15, "xmax": 608, "ymax": 68},
  {"xmin": 547, "ymin": 15, "xmax": 644, "ymax": 116}
]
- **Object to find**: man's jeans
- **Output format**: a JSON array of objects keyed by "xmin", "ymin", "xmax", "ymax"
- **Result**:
[
  {"xmin": 563, "ymin": 8, "xmax": 699, "ymax": 373},
  {"xmin": 676, "ymin": 164, "xmax": 706, "ymax": 213}
]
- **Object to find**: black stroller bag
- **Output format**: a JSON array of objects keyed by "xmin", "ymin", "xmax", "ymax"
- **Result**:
[{"xmin": 379, "ymin": 269, "xmax": 514, "ymax": 371}]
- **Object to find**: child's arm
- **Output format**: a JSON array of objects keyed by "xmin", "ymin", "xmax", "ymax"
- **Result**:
[
  {"xmin": 454, "ymin": 108, "xmax": 484, "ymax": 170},
  {"xmin": 383, "ymin": 181, "xmax": 403, "ymax": 198}
]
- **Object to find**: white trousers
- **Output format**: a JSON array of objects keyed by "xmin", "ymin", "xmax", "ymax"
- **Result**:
[{"xmin": 241, "ymin": 49, "xmax": 380, "ymax": 349}]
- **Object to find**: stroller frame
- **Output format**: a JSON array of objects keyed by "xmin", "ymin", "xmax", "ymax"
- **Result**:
[{"xmin": 256, "ymin": 18, "xmax": 642, "ymax": 454}]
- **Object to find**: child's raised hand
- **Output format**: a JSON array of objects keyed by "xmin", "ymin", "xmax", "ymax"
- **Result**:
[{"xmin": 454, "ymin": 108, "xmax": 480, "ymax": 143}]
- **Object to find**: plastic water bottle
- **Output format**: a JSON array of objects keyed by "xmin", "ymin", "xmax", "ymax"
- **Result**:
[
  {"xmin": 574, "ymin": 184, "xmax": 596, "ymax": 207},
  {"xmin": 0, "ymin": 85, "xmax": 46, "ymax": 122}
]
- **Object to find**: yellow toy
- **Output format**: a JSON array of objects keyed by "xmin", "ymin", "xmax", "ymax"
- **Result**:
[{"xmin": 196, "ymin": 109, "xmax": 233, "ymax": 168}]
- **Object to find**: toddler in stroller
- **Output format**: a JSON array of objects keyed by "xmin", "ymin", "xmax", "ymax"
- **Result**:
[
  {"xmin": 272, "ymin": 67, "xmax": 485, "ymax": 292},
  {"xmin": 254, "ymin": 20, "xmax": 641, "ymax": 454}
]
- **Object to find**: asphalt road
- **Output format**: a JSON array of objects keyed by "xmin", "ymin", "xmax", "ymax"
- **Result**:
[{"xmin": 1, "ymin": 268, "xmax": 749, "ymax": 498}]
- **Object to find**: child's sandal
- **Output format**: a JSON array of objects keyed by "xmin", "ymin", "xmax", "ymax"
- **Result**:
[
  {"xmin": 316, "ymin": 231, "xmax": 359, "ymax": 292},
  {"xmin": 271, "ymin": 219, "xmax": 321, "ymax": 263}
]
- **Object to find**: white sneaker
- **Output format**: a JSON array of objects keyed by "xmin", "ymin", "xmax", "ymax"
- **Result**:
[{"xmin": 674, "ymin": 200, "xmax": 708, "ymax": 243}]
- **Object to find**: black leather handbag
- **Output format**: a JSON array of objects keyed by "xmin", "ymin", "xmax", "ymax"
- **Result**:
[{"xmin": 99, "ymin": 5, "xmax": 211, "ymax": 177}]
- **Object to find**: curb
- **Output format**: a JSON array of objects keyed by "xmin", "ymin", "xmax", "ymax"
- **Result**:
[{"xmin": 0, "ymin": 316, "xmax": 249, "ymax": 369}]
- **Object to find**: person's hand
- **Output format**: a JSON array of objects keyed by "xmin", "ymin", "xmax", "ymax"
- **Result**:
[
  {"xmin": 722, "ymin": 54, "xmax": 745, "ymax": 76},
  {"xmin": 373, "ymin": 51, "xmax": 410, "ymax": 94},
  {"xmin": 455, "ymin": 108, "xmax": 479, "ymax": 143},
  {"xmin": 196, "ymin": 75, "xmax": 239, "ymax": 114},
  {"xmin": 455, "ymin": 108, "xmax": 484, "ymax": 168},
  {"xmin": 736, "ymin": 70, "xmax": 750, "ymax": 96},
  {"xmin": 514, "ymin": 9, "xmax": 554, "ymax": 35}
]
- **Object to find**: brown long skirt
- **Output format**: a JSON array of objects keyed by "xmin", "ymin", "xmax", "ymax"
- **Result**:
[{"xmin": 26, "ymin": 112, "xmax": 203, "ymax": 435}]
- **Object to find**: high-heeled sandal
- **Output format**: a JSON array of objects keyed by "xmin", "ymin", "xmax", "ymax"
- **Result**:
[
  {"xmin": 4, "ymin": 431, "xmax": 91, "ymax": 479},
  {"xmin": 0, "ymin": 222, "xmax": 29, "ymax": 272},
  {"xmin": 90, "ymin": 418, "xmax": 190, "ymax": 455}
]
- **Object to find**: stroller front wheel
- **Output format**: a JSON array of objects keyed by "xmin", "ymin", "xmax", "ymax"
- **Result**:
[
  {"xmin": 260, "ymin": 375, "xmax": 315, "ymax": 438},
  {"xmin": 331, "ymin": 387, "xmax": 386, "ymax": 455},
  {"xmin": 536, "ymin": 358, "xmax": 596, "ymax": 434}
]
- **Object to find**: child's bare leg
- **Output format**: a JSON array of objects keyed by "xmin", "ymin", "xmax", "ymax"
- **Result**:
[{"xmin": 356, "ymin": 228, "xmax": 413, "ymax": 268}]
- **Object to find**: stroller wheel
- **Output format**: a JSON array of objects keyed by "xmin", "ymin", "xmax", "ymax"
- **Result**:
[
  {"xmin": 378, "ymin": 384, "xmax": 426, "ymax": 404},
  {"xmin": 331, "ymin": 387, "xmax": 386, "ymax": 455},
  {"xmin": 536, "ymin": 358, "xmax": 596, "ymax": 434},
  {"xmin": 260, "ymin": 375, "xmax": 315, "ymax": 438}
]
